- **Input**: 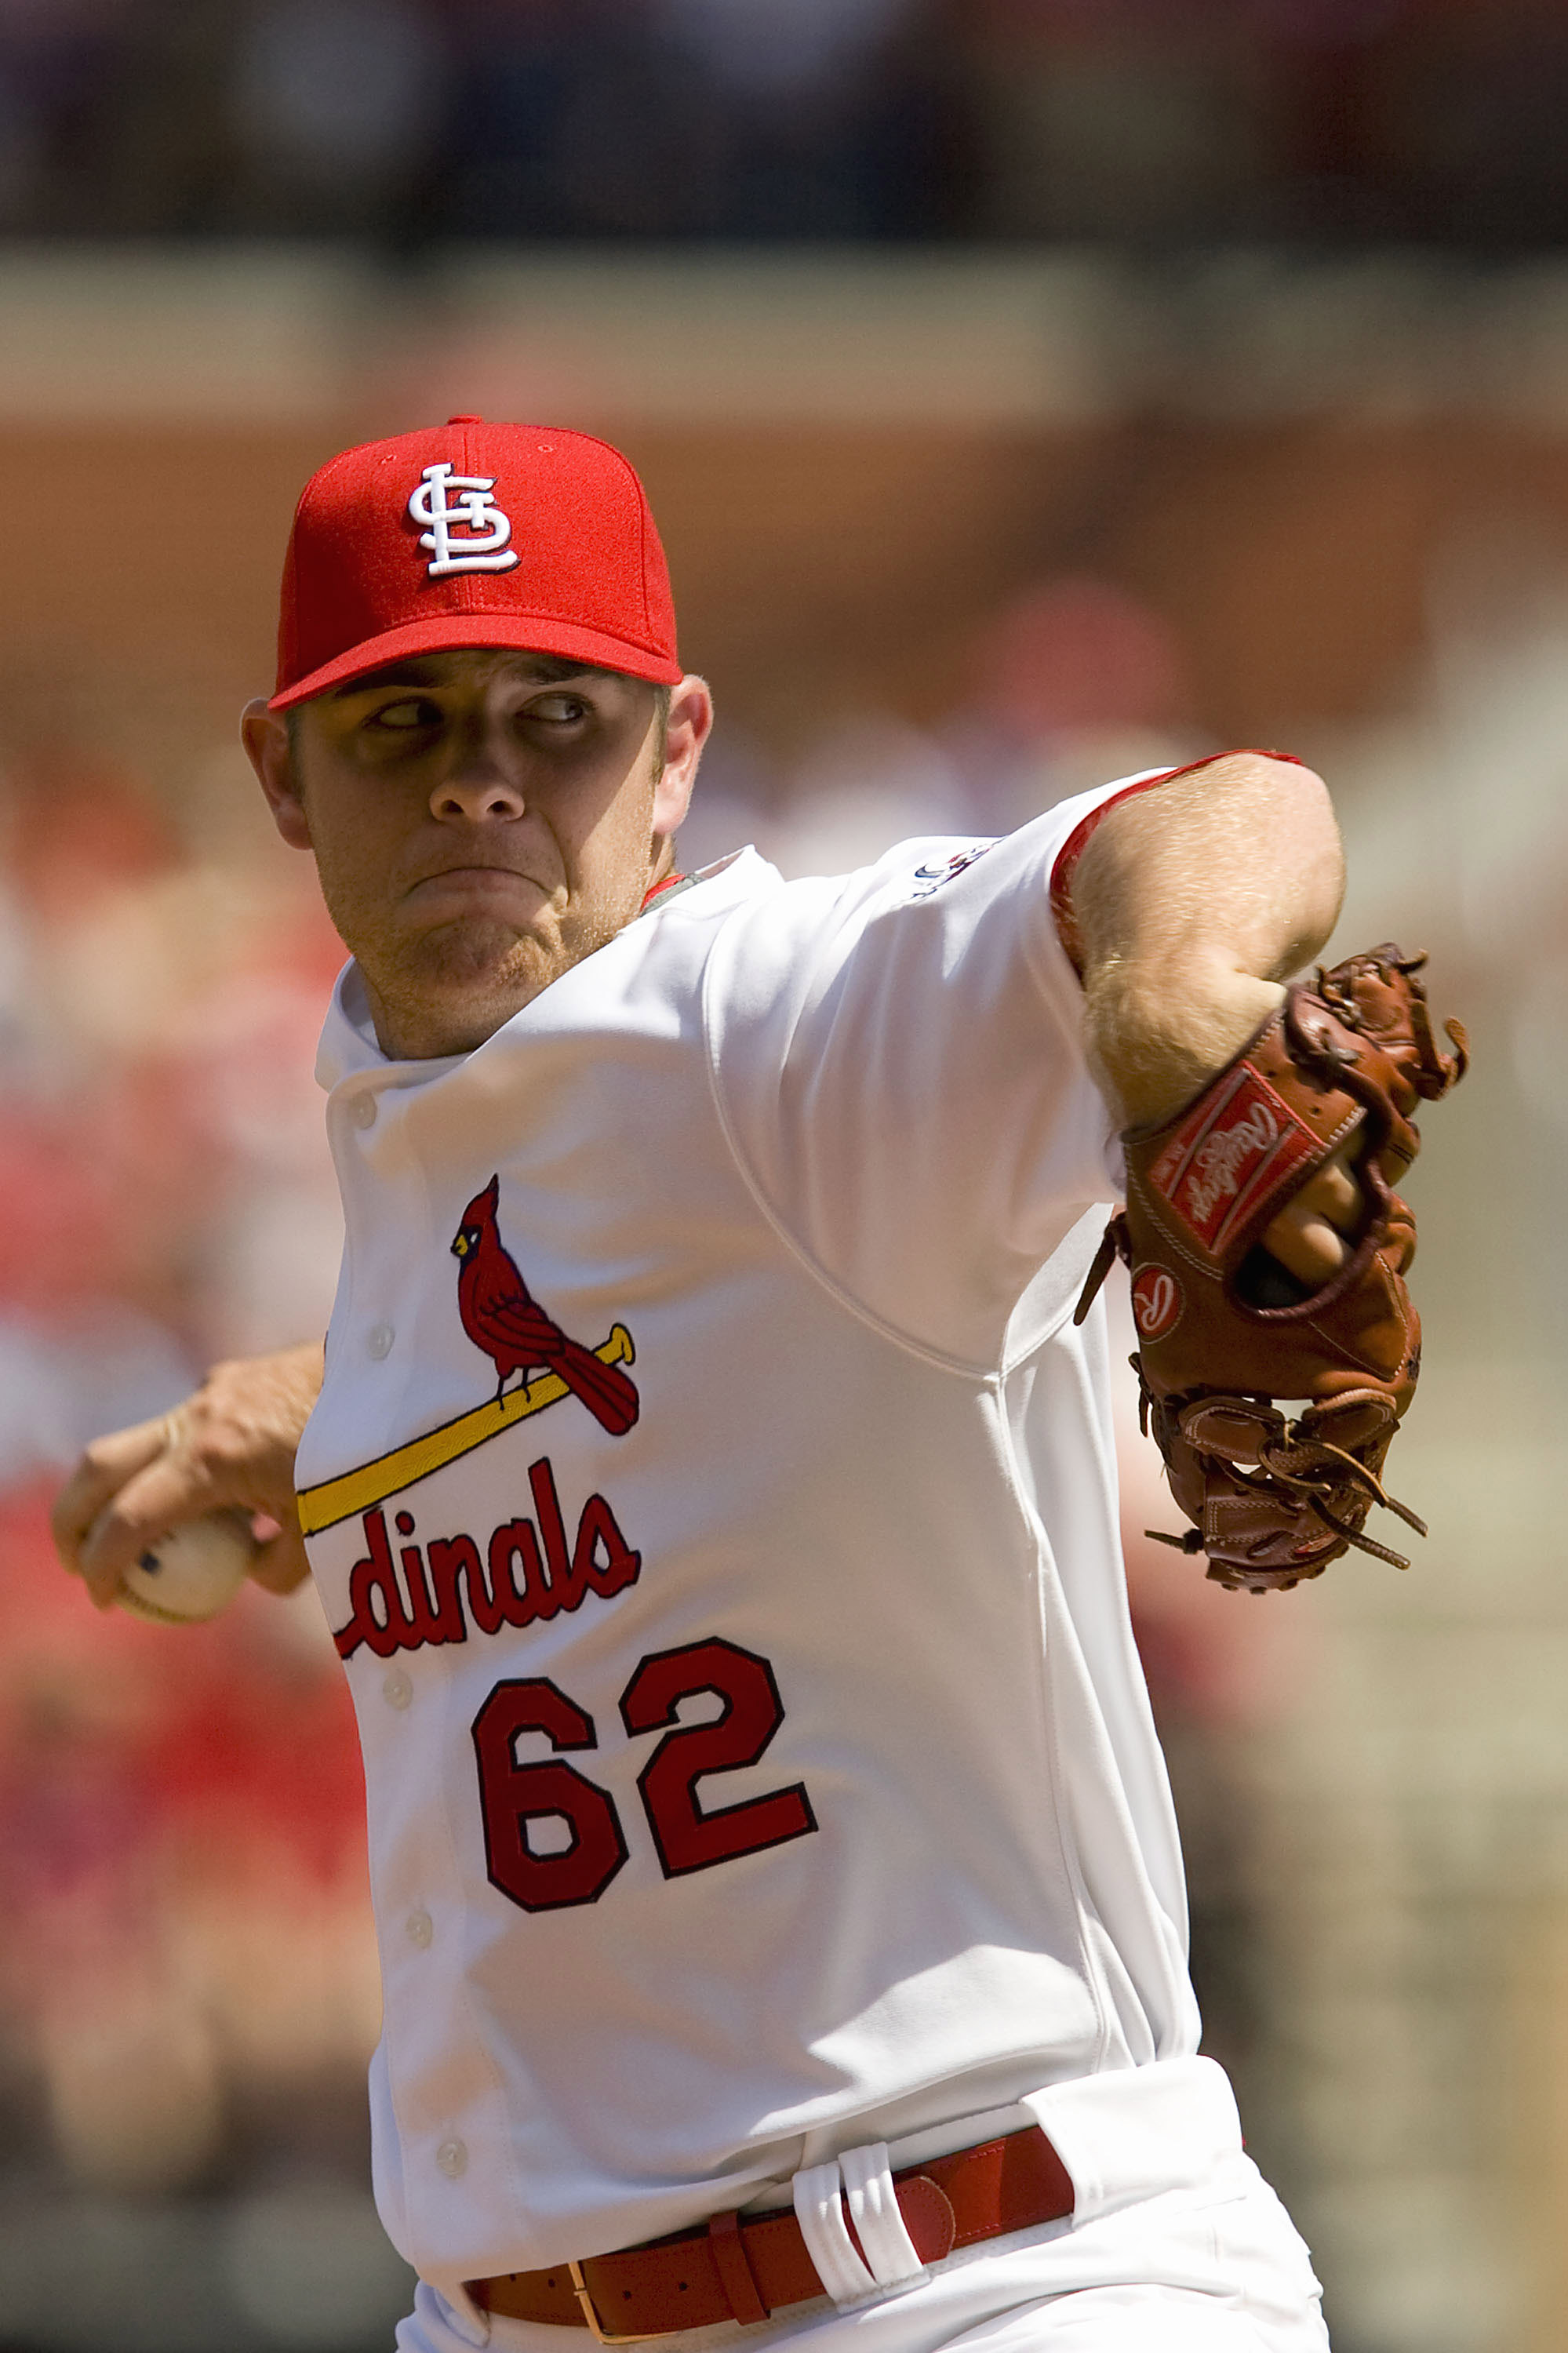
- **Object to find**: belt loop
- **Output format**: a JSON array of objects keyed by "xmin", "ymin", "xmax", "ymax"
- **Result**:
[
  {"xmin": 792, "ymin": 2160, "xmax": 875, "ymax": 2304},
  {"xmin": 839, "ymin": 2144, "xmax": 925, "ymax": 2289},
  {"xmin": 708, "ymin": 2209, "xmax": 769, "ymax": 2326}
]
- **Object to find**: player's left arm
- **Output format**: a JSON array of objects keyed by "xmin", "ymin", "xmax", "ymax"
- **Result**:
[{"xmin": 1068, "ymin": 751, "xmax": 1355, "ymax": 1283}]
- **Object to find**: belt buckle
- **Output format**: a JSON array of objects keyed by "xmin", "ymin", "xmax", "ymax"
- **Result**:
[{"xmin": 569, "ymin": 2259, "xmax": 646, "ymax": 2344}]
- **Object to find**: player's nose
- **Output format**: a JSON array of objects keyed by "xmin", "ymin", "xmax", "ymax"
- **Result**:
[{"xmin": 431, "ymin": 752, "xmax": 527, "ymax": 824}]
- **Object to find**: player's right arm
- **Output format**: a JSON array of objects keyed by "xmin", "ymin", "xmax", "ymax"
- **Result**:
[{"xmin": 51, "ymin": 1340, "xmax": 324, "ymax": 1610}]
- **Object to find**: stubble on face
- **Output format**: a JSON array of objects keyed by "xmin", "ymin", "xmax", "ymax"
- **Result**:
[
  {"xmin": 289, "ymin": 656, "xmax": 668, "ymax": 1059},
  {"xmin": 308, "ymin": 792, "xmax": 657, "ymax": 1056}
]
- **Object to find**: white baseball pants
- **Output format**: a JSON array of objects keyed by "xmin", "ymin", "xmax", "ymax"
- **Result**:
[{"xmin": 395, "ymin": 2152, "xmax": 1329, "ymax": 2353}]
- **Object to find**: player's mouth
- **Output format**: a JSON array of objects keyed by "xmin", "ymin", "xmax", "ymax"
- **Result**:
[{"xmin": 406, "ymin": 865, "xmax": 549, "ymax": 903}]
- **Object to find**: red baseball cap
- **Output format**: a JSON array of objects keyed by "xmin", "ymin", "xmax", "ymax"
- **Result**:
[{"xmin": 269, "ymin": 417, "xmax": 682, "ymax": 710}]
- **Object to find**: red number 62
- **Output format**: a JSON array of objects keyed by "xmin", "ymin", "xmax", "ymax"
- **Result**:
[{"xmin": 473, "ymin": 1638, "xmax": 816, "ymax": 1912}]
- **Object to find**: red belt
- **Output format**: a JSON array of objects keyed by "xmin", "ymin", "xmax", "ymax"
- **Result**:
[{"xmin": 471, "ymin": 2126, "xmax": 1074, "ymax": 2340}]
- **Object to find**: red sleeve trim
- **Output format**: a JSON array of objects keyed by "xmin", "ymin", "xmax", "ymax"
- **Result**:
[{"xmin": 1048, "ymin": 749, "xmax": 1304, "ymax": 979}]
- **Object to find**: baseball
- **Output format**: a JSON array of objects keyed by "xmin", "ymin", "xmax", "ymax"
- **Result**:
[{"xmin": 118, "ymin": 1509, "xmax": 257, "ymax": 1625}]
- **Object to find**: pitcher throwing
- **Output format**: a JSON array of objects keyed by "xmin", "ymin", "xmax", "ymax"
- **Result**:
[{"xmin": 53, "ymin": 417, "xmax": 1463, "ymax": 2353}]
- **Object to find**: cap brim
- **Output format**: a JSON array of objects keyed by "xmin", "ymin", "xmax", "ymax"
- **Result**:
[{"xmin": 270, "ymin": 612, "xmax": 683, "ymax": 710}]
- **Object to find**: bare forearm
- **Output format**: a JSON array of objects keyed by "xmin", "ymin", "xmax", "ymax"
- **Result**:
[
  {"xmin": 1071, "ymin": 754, "xmax": 1345, "ymax": 1127},
  {"xmin": 53, "ymin": 1340, "xmax": 325, "ymax": 1609}
]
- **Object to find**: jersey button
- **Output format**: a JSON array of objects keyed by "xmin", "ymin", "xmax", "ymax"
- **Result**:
[
  {"xmin": 367, "ymin": 1322, "xmax": 395, "ymax": 1360},
  {"xmin": 351, "ymin": 1093, "xmax": 377, "ymax": 1129},
  {"xmin": 436, "ymin": 2138, "xmax": 467, "ymax": 2180},
  {"xmin": 382, "ymin": 1669, "xmax": 413, "ymax": 1711},
  {"xmin": 406, "ymin": 1908, "xmax": 434, "ymax": 1949}
]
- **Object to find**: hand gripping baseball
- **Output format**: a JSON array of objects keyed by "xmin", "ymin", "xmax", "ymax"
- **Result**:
[
  {"xmin": 52, "ymin": 1342, "xmax": 324, "ymax": 1611},
  {"xmin": 1077, "ymin": 946, "xmax": 1468, "ymax": 1592}
]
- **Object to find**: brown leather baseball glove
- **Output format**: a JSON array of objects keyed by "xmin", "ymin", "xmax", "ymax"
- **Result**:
[{"xmin": 1076, "ymin": 945, "xmax": 1468, "ymax": 1593}]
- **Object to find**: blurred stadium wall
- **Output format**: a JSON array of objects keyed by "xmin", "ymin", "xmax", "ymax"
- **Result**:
[{"xmin": 0, "ymin": 247, "xmax": 1564, "ymax": 2353}]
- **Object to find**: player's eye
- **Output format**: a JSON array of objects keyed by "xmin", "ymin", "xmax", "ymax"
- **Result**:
[
  {"xmin": 525, "ymin": 693, "xmax": 590, "ymax": 726},
  {"xmin": 369, "ymin": 696, "xmax": 443, "ymax": 732}
]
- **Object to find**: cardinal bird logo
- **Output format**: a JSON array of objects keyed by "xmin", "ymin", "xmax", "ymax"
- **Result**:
[{"xmin": 452, "ymin": 1177, "xmax": 639, "ymax": 1437}]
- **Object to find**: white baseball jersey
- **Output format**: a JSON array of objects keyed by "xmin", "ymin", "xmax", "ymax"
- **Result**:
[{"xmin": 296, "ymin": 773, "xmax": 1204, "ymax": 2311}]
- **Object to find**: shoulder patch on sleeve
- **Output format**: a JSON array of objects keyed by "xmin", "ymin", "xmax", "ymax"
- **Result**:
[{"xmin": 910, "ymin": 842, "xmax": 996, "ymax": 900}]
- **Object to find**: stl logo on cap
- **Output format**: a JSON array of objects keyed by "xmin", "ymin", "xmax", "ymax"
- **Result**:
[
  {"xmin": 409, "ymin": 461, "xmax": 520, "ymax": 579},
  {"xmin": 270, "ymin": 419, "xmax": 683, "ymax": 709}
]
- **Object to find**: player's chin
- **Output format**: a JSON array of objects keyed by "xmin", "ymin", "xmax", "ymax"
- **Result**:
[{"xmin": 402, "ymin": 922, "xmax": 566, "ymax": 1024}]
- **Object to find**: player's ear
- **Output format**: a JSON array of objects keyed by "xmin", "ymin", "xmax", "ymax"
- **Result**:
[
  {"xmin": 651, "ymin": 674, "xmax": 713, "ymax": 842},
  {"xmin": 242, "ymin": 698, "xmax": 313, "ymax": 851}
]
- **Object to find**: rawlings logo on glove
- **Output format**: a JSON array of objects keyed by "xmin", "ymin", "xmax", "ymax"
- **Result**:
[
  {"xmin": 1077, "ymin": 944, "xmax": 1468, "ymax": 1594},
  {"xmin": 1148, "ymin": 1068, "xmax": 1321, "ymax": 1249}
]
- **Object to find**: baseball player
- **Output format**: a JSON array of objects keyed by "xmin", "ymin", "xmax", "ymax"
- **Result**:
[{"xmin": 54, "ymin": 418, "xmax": 1400, "ymax": 2353}]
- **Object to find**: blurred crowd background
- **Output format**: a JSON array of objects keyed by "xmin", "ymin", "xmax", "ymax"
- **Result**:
[
  {"xmin": 8, "ymin": 0, "xmax": 1568, "ymax": 245},
  {"xmin": 2, "ymin": 4, "xmax": 1567, "ymax": 2351}
]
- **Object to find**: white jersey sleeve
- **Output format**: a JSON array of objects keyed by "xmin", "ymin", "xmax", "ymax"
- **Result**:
[{"xmin": 704, "ymin": 781, "xmax": 1141, "ymax": 1366}]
